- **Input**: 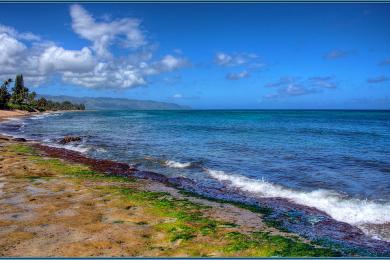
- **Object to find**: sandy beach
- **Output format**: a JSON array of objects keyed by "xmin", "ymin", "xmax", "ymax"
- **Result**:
[{"xmin": 0, "ymin": 110, "xmax": 38, "ymax": 122}]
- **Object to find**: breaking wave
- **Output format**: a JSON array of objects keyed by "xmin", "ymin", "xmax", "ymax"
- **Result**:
[
  {"xmin": 45, "ymin": 143, "xmax": 90, "ymax": 154},
  {"xmin": 164, "ymin": 160, "xmax": 192, "ymax": 168},
  {"xmin": 206, "ymin": 169, "xmax": 390, "ymax": 226}
]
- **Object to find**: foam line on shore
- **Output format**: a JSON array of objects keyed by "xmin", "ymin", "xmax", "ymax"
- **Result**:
[
  {"xmin": 44, "ymin": 143, "xmax": 90, "ymax": 154},
  {"xmin": 206, "ymin": 169, "xmax": 390, "ymax": 226}
]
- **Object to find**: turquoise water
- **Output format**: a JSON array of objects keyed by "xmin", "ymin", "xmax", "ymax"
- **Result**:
[{"xmin": 1, "ymin": 110, "xmax": 390, "ymax": 240}]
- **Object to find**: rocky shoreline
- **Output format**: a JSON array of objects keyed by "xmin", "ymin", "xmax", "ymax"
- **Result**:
[
  {"xmin": 0, "ymin": 135, "xmax": 340, "ymax": 257},
  {"xmin": 33, "ymin": 140, "xmax": 390, "ymax": 256},
  {"xmin": 0, "ymin": 113, "xmax": 389, "ymax": 256}
]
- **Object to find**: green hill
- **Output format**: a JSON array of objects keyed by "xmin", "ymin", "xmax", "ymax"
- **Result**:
[{"xmin": 39, "ymin": 95, "xmax": 190, "ymax": 110}]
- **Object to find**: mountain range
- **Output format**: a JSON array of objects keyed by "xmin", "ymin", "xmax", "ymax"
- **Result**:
[{"xmin": 39, "ymin": 95, "xmax": 190, "ymax": 110}]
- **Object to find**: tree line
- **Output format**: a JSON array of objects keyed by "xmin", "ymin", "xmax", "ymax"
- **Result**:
[{"xmin": 0, "ymin": 74, "xmax": 85, "ymax": 111}]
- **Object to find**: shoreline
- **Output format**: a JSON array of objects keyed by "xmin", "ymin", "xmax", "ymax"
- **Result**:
[
  {"xmin": 0, "ymin": 135, "xmax": 338, "ymax": 257},
  {"xmin": 0, "ymin": 112, "xmax": 389, "ymax": 256},
  {"xmin": 0, "ymin": 109, "xmax": 86, "ymax": 123},
  {"xmin": 30, "ymin": 141, "xmax": 390, "ymax": 256},
  {"xmin": 0, "ymin": 109, "xmax": 39, "ymax": 122}
]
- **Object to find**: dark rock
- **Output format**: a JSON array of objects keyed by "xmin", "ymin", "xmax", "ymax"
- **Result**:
[
  {"xmin": 13, "ymin": 138, "xmax": 26, "ymax": 142},
  {"xmin": 34, "ymin": 144, "xmax": 136, "ymax": 175},
  {"xmin": 59, "ymin": 136, "xmax": 82, "ymax": 144}
]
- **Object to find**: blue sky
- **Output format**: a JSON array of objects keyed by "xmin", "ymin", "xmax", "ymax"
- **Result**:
[{"xmin": 0, "ymin": 3, "xmax": 389, "ymax": 109}]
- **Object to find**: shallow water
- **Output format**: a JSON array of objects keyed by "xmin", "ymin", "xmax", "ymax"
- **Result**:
[{"xmin": 1, "ymin": 110, "xmax": 389, "ymax": 241}]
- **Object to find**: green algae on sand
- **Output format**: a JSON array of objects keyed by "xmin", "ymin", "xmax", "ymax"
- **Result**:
[{"xmin": 0, "ymin": 142, "xmax": 340, "ymax": 257}]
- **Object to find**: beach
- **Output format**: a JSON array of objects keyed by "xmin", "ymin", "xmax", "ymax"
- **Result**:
[
  {"xmin": 0, "ymin": 110, "xmax": 389, "ymax": 257},
  {"xmin": 0, "ymin": 110, "xmax": 38, "ymax": 122},
  {"xmin": 0, "ymin": 134, "xmax": 339, "ymax": 257}
]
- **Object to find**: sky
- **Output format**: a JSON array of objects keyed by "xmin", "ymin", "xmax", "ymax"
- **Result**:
[{"xmin": 0, "ymin": 3, "xmax": 389, "ymax": 109}]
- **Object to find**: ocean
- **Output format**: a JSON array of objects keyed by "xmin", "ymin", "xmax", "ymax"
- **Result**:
[{"xmin": 1, "ymin": 110, "xmax": 390, "ymax": 243}]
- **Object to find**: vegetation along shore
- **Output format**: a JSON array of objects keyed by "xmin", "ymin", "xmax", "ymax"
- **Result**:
[{"xmin": 1, "ymin": 75, "xmax": 85, "ymax": 112}]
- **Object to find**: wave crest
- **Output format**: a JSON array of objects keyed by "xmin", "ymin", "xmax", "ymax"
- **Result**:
[
  {"xmin": 45, "ymin": 143, "xmax": 90, "ymax": 153},
  {"xmin": 206, "ymin": 169, "xmax": 390, "ymax": 226},
  {"xmin": 165, "ymin": 160, "xmax": 192, "ymax": 168}
]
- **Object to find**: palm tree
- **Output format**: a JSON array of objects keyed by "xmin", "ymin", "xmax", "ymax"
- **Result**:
[{"xmin": 0, "ymin": 79, "xmax": 13, "ymax": 109}]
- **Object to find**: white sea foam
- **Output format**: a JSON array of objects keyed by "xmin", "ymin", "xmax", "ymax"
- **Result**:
[
  {"xmin": 30, "ymin": 112, "xmax": 60, "ymax": 120},
  {"xmin": 45, "ymin": 143, "xmax": 90, "ymax": 153},
  {"xmin": 2, "ymin": 117, "xmax": 22, "ymax": 122},
  {"xmin": 63, "ymin": 144, "xmax": 90, "ymax": 153},
  {"xmin": 30, "ymin": 114, "xmax": 49, "ymax": 120},
  {"xmin": 95, "ymin": 147, "xmax": 107, "ymax": 153},
  {"xmin": 206, "ymin": 169, "xmax": 390, "ymax": 226},
  {"xmin": 165, "ymin": 160, "xmax": 192, "ymax": 168}
]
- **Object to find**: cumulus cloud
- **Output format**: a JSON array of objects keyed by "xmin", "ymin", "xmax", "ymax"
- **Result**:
[
  {"xmin": 0, "ymin": 30, "xmax": 49, "ymax": 85},
  {"xmin": 39, "ymin": 46, "xmax": 96, "ymax": 73},
  {"xmin": 70, "ymin": 4, "xmax": 146, "ymax": 58},
  {"xmin": 265, "ymin": 77, "xmax": 296, "ymax": 88},
  {"xmin": 214, "ymin": 52, "xmax": 258, "ymax": 67},
  {"xmin": 282, "ymin": 84, "xmax": 315, "ymax": 96},
  {"xmin": 324, "ymin": 49, "xmax": 353, "ymax": 60},
  {"xmin": 215, "ymin": 52, "xmax": 263, "ymax": 81},
  {"xmin": 61, "ymin": 61, "xmax": 146, "ymax": 89},
  {"xmin": 264, "ymin": 76, "xmax": 337, "ymax": 99},
  {"xmin": 0, "ymin": 24, "xmax": 41, "ymax": 41},
  {"xmin": 265, "ymin": 84, "xmax": 315, "ymax": 99},
  {"xmin": 58, "ymin": 53, "xmax": 189, "ymax": 89},
  {"xmin": 0, "ymin": 32, "xmax": 26, "ymax": 65},
  {"xmin": 0, "ymin": 5, "xmax": 190, "ymax": 89},
  {"xmin": 0, "ymin": 27, "xmax": 101, "ymax": 87},
  {"xmin": 226, "ymin": 70, "xmax": 249, "ymax": 80},
  {"xmin": 154, "ymin": 55, "xmax": 190, "ymax": 72},
  {"xmin": 308, "ymin": 76, "xmax": 337, "ymax": 89},
  {"xmin": 367, "ymin": 76, "xmax": 390, "ymax": 84}
]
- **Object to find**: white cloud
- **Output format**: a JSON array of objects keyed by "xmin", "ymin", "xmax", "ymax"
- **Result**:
[
  {"xmin": 173, "ymin": 93, "xmax": 182, "ymax": 98},
  {"xmin": 215, "ymin": 52, "xmax": 262, "ymax": 82},
  {"xmin": 309, "ymin": 76, "xmax": 337, "ymax": 89},
  {"xmin": 70, "ymin": 4, "xmax": 146, "ymax": 58},
  {"xmin": 0, "ymin": 6, "xmax": 190, "ymax": 90},
  {"xmin": 264, "ymin": 76, "xmax": 337, "ymax": 99},
  {"xmin": 0, "ymin": 32, "xmax": 26, "ymax": 66},
  {"xmin": 39, "ymin": 46, "xmax": 95, "ymax": 73},
  {"xmin": 283, "ymin": 84, "xmax": 313, "ymax": 96},
  {"xmin": 62, "ymin": 62, "xmax": 146, "ymax": 89},
  {"xmin": 215, "ymin": 52, "xmax": 258, "ymax": 67},
  {"xmin": 265, "ymin": 77, "xmax": 296, "ymax": 88},
  {"xmin": 58, "ymin": 52, "xmax": 188, "ymax": 89},
  {"xmin": 226, "ymin": 70, "xmax": 249, "ymax": 80},
  {"xmin": 155, "ymin": 55, "xmax": 189, "ymax": 72},
  {"xmin": 0, "ymin": 24, "xmax": 41, "ymax": 41},
  {"xmin": 324, "ymin": 49, "xmax": 353, "ymax": 60},
  {"xmin": 215, "ymin": 52, "xmax": 233, "ymax": 66},
  {"xmin": 0, "ymin": 29, "xmax": 97, "ymax": 86},
  {"xmin": 0, "ymin": 30, "xmax": 48, "ymax": 85}
]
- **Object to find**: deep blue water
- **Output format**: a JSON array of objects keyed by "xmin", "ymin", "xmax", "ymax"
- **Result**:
[{"xmin": 1, "ymin": 110, "xmax": 390, "ymax": 239}]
